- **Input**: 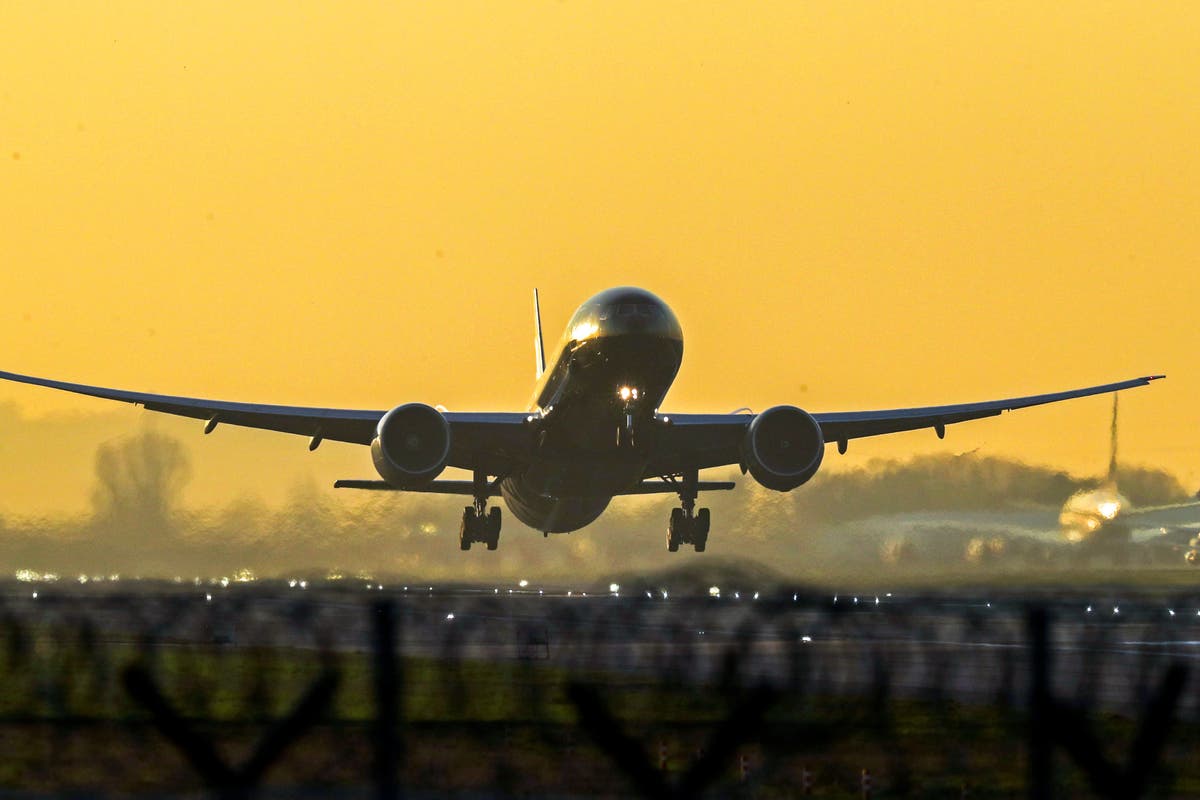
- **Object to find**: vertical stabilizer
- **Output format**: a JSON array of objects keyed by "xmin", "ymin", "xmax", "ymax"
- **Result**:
[
  {"xmin": 533, "ymin": 289, "xmax": 546, "ymax": 380},
  {"xmin": 1107, "ymin": 393, "xmax": 1119, "ymax": 484}
]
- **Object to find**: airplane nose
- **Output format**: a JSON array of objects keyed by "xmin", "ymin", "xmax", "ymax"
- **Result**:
[{"xmin": 597, "ymin": 302, "xmax": 681, "ymax": 340}]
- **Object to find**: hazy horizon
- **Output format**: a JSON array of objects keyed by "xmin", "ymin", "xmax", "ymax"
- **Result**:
[{"xmin": 1, "ymin": 427, "xmax": 1192, "ymax": 583}]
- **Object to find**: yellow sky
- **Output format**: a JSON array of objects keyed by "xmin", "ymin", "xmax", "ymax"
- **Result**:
[{"xmin": 2, "ymin": 2, "xmax": 1198, "ymax": 514}]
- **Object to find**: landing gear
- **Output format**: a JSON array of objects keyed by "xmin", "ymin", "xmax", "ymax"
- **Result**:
[
  {"xmin": 665, "ymin": 471, "xmax": 710, "ymax": 552},
  {"xmin": 459, "ymin": 472, "xmax": 501, "ymax": 551},
  {"xmin": 616, "ymin": 411, "xmax": 637, "ymax": 448},
  {"xmin": 667, "ymin": 507, "xmax": 710, "ymax": 552},
  {"xmin": 460, "ymin": 504, "xmax": 501, "ymax": 550}
]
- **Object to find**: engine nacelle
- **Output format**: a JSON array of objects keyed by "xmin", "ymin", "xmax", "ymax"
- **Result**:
[
  {"xmin": 742, "ymin": 405, "xmax": 825, "ymax": 491},
  {"xmin": 371, "ymin": 403, "xmax": 451, "ymax": 489}
]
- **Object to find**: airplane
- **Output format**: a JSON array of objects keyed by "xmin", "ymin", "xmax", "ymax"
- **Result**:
[
  {"xmin": 1052, "ymin": 393, "xmax": 1200, "ymax": 556},
  {"xmin": 829, "ymin": 392, "xmax": 1200, "ymax": 567},
  {"xmin": 0, "ymin": 286, "xmax": 1165, "ymax": 552},
  {"xmin": 1058, "ymin": 393, "xmax": 1130, "ymax": 544}
]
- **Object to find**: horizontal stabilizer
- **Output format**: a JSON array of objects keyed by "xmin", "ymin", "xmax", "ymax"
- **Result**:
[
  {"xmin": 333, "ymin": 479, "xmax": 735, "ymax": 496},
  {"xmin": 616, "ymin": 480, "xmax": 735, "ymax": 495},
  {"xmin": 333, "ymin": 480, "xmax": 502, "ymax": 496}
]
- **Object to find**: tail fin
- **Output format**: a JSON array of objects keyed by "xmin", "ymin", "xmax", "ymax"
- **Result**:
[
  {"xmin": 533, "ymin": 289, "xmax": 546, "ymax": 380},
  {"xmin": 1107, "ymin": 393, "xmax": 1119, "ymax": 484}
]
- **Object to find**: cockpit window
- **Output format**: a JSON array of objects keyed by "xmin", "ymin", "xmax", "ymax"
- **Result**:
[{"xmin": 609, "ymin": 303, "xmax": 660, "ymax": 319}]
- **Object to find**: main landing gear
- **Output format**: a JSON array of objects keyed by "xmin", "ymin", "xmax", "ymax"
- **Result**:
[
  {"xmin": 666, "ymin": 471, "xmax": 710, "ymax": 553},
  {"xmin": 460, "ymin": 472, "xmax": 501, "ymax": 551}
]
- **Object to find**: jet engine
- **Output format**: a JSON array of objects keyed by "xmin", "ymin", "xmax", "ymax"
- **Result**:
[
  {"xmin": 371, "ymin": 403, "xmax": 451, "ymax": 489},
  {"xmin": 742, "ymin": 405, "xmax": 825, "ymax": 491}
]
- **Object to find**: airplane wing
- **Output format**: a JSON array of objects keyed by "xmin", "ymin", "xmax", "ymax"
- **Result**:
[
  {"xmin": 0, "ymin": 369, "xmax": 532, "ymax": 476},
  {"xmin": 1124, "ymin": 501, "xmax": 1200, "ymax": 529},
  {"xmin": 646, "ymin": 375, "xmax": 1164, "ymax": 476}
]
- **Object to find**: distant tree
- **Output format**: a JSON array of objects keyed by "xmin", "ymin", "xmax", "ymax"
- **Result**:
[
  {"xmin": 1108, "ymin": 466, "xmax": 1189, "ymax": 507},
  {"xmin": 90, "ymin": 428, "xmax": 191, "ymax": 537}
]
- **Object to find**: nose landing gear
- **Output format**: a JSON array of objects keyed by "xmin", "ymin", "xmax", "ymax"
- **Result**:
[
  {"xmin": 459, "ymin": 472, "xmax": 501, "ymax": 551},
  {"xmin": 665, "ymin": 470, "xmax": 710, "ymax": 552}
]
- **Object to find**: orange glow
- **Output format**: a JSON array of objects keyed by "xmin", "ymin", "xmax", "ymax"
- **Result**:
[{"xmin": 0, "ymin": 3, "xmax": 1197, "ymax": 514}]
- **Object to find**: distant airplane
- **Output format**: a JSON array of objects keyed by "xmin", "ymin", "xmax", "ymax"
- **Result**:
[
  {"xmin": 0, "ymin": 287, "xmax": 1165, "ymax": 552},
  {"xmin": 1058, "ymin": 393, "xmax": 1129, "ymax": 544},
  {"xmin": 846, "ymin": 393, "xmax": 1200, "ymax": 566},
  {"xmin": 1059, "ymin": 394, "xmax": 1200, "ymax": 555}
]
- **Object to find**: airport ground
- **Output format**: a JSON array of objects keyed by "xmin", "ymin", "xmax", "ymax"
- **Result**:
[{"xmin": 3, "ymin": 569, "xmax": 1200, "ymax": 797}]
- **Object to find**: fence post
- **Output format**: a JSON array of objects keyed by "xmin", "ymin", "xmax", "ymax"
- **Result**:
[
  {"xmin": 1029, "ymin": 607, "xmax": 1051, "ymax": 800},
  {"xmin": 373, "ymin": 599, "xmax": 401, "ymax": 800}
]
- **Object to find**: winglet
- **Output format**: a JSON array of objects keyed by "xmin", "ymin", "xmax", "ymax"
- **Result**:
[{"xmin": 533, "ymin": 289, "xmax": 546, "ymax": 380}]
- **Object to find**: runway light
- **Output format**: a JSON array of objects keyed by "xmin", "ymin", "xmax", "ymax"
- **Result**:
[
  {"xmin": 205, "ymin": 593, "xmax": 212, "ymax": 602},
  {"xmin": 734, "ymin": 592, "xmax": 740, "ymax": 600},
  {"xmin": 1086, "ymin": 606, "xmax": 1093, "ymax": 613},
  {"xmin": 1113, "ymin": 606, "xmax": 1120, "ymax": 615},
  {"xmin": 567, "ymin": 591, "xmax": 572, "ymax": 597},
  {"xmin": 853, "ymin": 597, "xmax": 859, "ymax": 604},
  {"xmin": 986, "ymin": 602, "xmax": 992, "ymax": 608},
  {"xmin": 646, "ymin": 591, "xmax": 652, "ymax": 599},
  {"xmin": 519, "ymin": 579, "xmax": 529, "ymax": 588},
  {"xmin": 446, "ymin": 613, "xmax": 455, "ymax": 621},
  {"xmin": 661, "ymin": 590, "xmax": 669, "ymax": 600},
  {"xmin": 31, "ymin": 592, "xmax": 37, "ymax": 599},
  {"xmin": 299, "ymin": 581, "xmax": 307, "ymax": 589},
  {"xmin": 874, "ymin": 596, "xmax": 879, "ymax": 605},
  {"xmin": 833, "ymin": 595, "xmax": 838, "ymax": 604},
  {"xmin": 1169, "ymin": 609, "xmax": 1176, "ymax": 617},
  {"xmin": 801, "ymin": 635, "xmax": 812, "ymax": 643},
  {"xmin": 754, "ymin": 592, "xmax": 760, "ymax": 601},
  {"xmin": 709, "ymin": 586, "xmax": 720, "ymax": 598},
  {"xmin": 609, "ymin": 583, "xmax": 620, "ymax": 593}
]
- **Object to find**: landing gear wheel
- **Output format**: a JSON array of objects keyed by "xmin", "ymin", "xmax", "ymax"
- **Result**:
[
  {"xmin": 693, "ymin": 508, "xmax": 710, "ymax": 552},
  {"xmin": 486, "ymin": 507, "xmax": 502, "ymax": 551},
  {"xmin": 459, "ymin": 506, "xmax": 474, "ymax": 551},
  {"xmin": 667, "ymin": 508, "xmax": 683, "ymax": 552},
  {"xmin": 459, "ymin": 472, "xmax": 503, "ymax": 552}
]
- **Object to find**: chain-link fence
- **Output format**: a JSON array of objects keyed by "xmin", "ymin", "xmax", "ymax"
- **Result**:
[{"xmin": 2, "ymin": 582, "xmax": 1200, "ymax": 797}]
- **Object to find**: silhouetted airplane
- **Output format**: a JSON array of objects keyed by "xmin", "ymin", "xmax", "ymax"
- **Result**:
[{"xmin": 0, "ymin": 287, "xmax": 1164, "ymax": 552}]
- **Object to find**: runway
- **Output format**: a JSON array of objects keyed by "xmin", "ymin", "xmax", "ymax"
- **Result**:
[{"xmin": 8, "ymin": 579, "xmax": 1200, "ymax": 718}]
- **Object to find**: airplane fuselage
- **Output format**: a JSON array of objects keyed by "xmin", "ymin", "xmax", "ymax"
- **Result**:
[{"xmin": 500, "ymin": 287, "xmax": 684, "ymax": 532}]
